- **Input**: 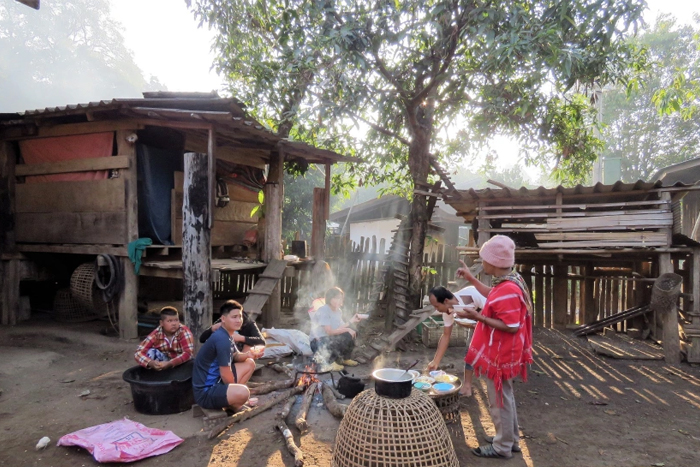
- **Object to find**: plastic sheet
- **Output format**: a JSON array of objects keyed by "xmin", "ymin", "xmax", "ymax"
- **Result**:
[{"xmin": 57, "ymin": 418, "xmax": 183, "ymax": 463}]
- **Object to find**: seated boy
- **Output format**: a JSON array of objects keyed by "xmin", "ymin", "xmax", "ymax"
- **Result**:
[
  {"xmin": 192, "ymin": 301, "xmax": 258, "ymax": 411},
  {"xmin": 134, "ymin": 306, "xmax": 194, "ymax": 370}
]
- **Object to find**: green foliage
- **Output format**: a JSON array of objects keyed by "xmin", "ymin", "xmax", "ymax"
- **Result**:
[
  {"xmin": 0, "ymin": 0, "xmax": 163, "ymax": 112},
  {"xmin": 602, "ymin": 16, "xmax": 700, "ymax": 181},
  {"xmin": 250, "ymin": 190, "xmax": 265, "ymax": 218},
  {"xmin": 652, "ymin": 18, "xmax": 700, "ymax": 120},
  {"xmin": 188, "ymin": 0, "xmax": 648, "ymax": 189}
]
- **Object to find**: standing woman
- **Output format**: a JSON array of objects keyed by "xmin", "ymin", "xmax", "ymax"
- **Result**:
[
  {"xmin": 455, "ymin": 235, "xmax": 533, "ymax": 459},
  {"xmin": 309, "ymin": 287, "xmax": 361, "ymax": 367}
]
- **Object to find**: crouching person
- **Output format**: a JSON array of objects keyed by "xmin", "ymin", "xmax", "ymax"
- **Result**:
[
  {"xmin": 192, "ymin": 302, "xmax": 258, "ymax": 411},
  {"xmin": 134, "ymin": 306, "xmax": 194, "ymax": 370}
]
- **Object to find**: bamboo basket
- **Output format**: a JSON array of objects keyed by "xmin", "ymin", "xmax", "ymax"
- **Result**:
[
  {"xmin": 53, "ymin": 289, "xmax": 97, "ymax": 323},
  {"xmin": 70, "ymin": 263, "xmax": 108, "ymax": 317},
  {"xmin": 332, "ymin": 388, "xmax": 458, "ymax": 467}
]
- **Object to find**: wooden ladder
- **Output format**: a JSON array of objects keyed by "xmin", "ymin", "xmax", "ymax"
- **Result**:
[{"xmin": 242, "ymin": 259, "xmax": 287, "ymax": 317}]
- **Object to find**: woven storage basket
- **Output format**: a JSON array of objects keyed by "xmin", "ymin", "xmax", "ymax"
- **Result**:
[
  {"xmin": 53, "ymin": 289, "xmax": 97, "ymax": 323},
  {"xmin": 70, "ymin": 263, "xmax": 109, "ymax": 317},
  {"xmin": 432, "ymin": 392, "xmax": 461, "ymax": 424},
  {"xmin": 332, "ymin": 388, "xmax": 459, "ymax": 467},
  {"xmin": 421, "ymin": 317, "xmax": 468, "ymax": 348}
]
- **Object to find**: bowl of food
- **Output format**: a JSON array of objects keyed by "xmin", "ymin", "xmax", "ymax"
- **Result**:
[
  {"xmin": 433, "ymin": 382, "xmax": 455, "ymax": 394},
  {"xmin": 434, "ymin": 373, "xmax": 459, "ymax": 384},
  {"xmin": 414, "ymin": 382, "xmax": 432, "ymax": 391},
  {"xmin": 414, "ymin": 375, "xmax": 435, "ymax": 384},
  {"xmin": 429, "ymin": 370, "xmax": 446, "ymax": 378},
  {"xmin": 407, "ymin": 370, "xmax": 421, "ymax": 380}
]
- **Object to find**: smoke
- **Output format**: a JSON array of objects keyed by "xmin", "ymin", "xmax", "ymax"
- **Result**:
[{"xmin": 292, "ymin": 260, "xmax": 336, "ymax": 333}]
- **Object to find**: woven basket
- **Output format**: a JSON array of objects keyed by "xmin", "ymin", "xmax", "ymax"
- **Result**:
[
  {"xmin": 53, "ymin": 289, "xmax": 97, "ymax": 323},
  {"xmin": 421, "ymin": 317, "xmax": 468, "ymax": 348},
  {"xmin": 432, "ymin": 392, "xmax": 461, "ymax": 424},
  {"xmin": 70, "ymin": 263, "xmax": 109, "ymax": 317},
  {"xmin": 332, "ymin": 388, "xmax": 459, "ymax": 467}
]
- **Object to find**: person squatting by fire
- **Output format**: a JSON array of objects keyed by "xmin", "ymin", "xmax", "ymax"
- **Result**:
[
  {"xmin": 192, "ymin": 300, "xmax": 263, "ymax": 412},
  {"xmin": 434, "ymin": 235, "xmax": 533, "ymax": 459},
  {"xmin": 309, "ymin": 287, "xmax": 365, "ymax": 371}
]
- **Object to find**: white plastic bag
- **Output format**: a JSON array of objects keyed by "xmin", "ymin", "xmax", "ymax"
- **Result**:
[
  {"xmin": 263, "ymin": 328, "xmax": 312, "ymax": 356},
  {"xmin": 57, "ymin": 418, "xmax": 183, "ymax": 463}
]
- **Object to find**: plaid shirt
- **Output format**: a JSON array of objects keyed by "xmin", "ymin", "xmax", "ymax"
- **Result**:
[{"xmin": 134, "ymin": 325, "xmax": 195, "ymax": 368}]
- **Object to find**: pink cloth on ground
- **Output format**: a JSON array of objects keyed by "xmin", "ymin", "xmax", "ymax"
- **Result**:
[{"xmin": 57, "ymin": 418, "xmax": 183, "ymax": 463}]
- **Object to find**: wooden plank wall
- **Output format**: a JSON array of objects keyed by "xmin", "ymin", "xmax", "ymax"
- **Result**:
[
  {"xmin": 15, "ymin": 162, "xmax": 129, "ymax": 244},
  {"xmin": 172, "ymin": 171, "xmax": 259, "ymax": 246}
]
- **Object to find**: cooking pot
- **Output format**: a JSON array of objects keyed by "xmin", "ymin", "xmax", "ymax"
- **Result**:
[
  {"xmin": 337, "ymin": 373, "xmax": 365, "ymax": 398},
  {"xmin": 372, "ymin": 368, "xmax": 416, "ymax": 399}
]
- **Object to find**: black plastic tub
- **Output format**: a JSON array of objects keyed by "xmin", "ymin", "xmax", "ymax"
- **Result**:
[{"xmin": 122, "ymin": 360, "xmax": 194, "ymax": 415}]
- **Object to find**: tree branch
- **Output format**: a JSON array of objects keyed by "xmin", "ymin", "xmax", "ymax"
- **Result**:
[{"xmin": 349, "ymin": 112, "xmax": 411, "ymax": 147}]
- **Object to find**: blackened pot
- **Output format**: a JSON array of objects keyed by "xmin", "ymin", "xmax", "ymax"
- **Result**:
[{"xmin": 372, "ymin": 368, "xmax": 415, "ymax": 399}]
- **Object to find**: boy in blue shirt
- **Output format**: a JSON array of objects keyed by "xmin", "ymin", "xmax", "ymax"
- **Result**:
[{"xmin": 192, "ymin": 301, "xmax": 258, "ymax": 410}]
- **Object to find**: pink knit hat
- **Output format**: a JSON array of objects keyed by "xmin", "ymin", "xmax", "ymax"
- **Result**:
[{"xmin": 479, "ymin": 235, "xmax": 515, "ymax": 269}]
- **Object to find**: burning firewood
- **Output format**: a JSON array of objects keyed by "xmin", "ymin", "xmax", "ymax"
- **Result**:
[
  {"xmin": 278, "ymin": 394, "xmax": 299, "ymax": 421},
  {"xmin": 294, "ymin": 382, "xmax": 318, "ymax": 433},
  {"xmin": 320, "ymin": 383, "xmax": 347, "ymax": 419},
  {"xmin": 249, "ymin": 378, "xmax": 294, "ymax": 396},
  {"xmin": 276, "ymin": 420, "xmax": 304, "ymax": 467},
  {"xmin": 207, "ymin": 386, "xmax": 303, "ymax": 439},
  {"xmin": 269, "ymin": 363, "xmax": 295, "ymax": 378}
]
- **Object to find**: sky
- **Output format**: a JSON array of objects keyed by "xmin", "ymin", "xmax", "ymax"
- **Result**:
[{"xmin": 110, "ymin": 0, "xmax": 698, "ymax": 182}]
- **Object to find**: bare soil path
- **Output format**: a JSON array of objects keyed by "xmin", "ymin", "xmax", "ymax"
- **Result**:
[{"xmin": 1, "ymin": 321, "xmax": 700, "ymax": 467}]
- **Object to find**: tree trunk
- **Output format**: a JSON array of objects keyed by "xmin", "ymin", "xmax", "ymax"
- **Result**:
[{"xmin": 406, "ymin": 128, "xmax": 432, "ymax": 311}]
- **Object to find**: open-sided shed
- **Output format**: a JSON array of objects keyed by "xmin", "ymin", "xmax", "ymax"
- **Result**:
[
  {"xmin": 0, "ymin": 92, "xmax": 356, "ymax": 340},
  {"xmin": 443, "ymin": 180, "xmax": 700, "ymax": 363}
]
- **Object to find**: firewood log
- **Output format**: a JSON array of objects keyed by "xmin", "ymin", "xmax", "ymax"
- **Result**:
[
  {"xmin": 278, "ymin": 393, "xmax": 298, "ymax": 421},
  {"xmin": 269, "ymin": 363, "xmax": 295, "ymax": 378},
  {"xmin": 294, "ymin": 382, "xmax": 318, "ymax": 433},
  {"xmin": 321, "ymin": 383, "xmax": 347, "ymax": 418},
  {"xmin": 276, "ymin": 420, "xmax": 304, "ymax": 467},
  {"xmin": 207, "ymin": 386, "xmax": 303, "ymax": 439},
  {"xmin": 249, "ymin": 378, "xmax": 295, "ymax": 395}
]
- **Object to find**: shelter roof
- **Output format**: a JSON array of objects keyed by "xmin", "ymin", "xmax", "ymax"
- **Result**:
[
  {"xmin": 651, "ymin": 157, "xmax": 700, "ymax": 185},
  {"xmin": 444, "ymin": 180, "xmax": 697, "ymax": 222},
  {"xmin": 330, "ymin": 194, "xmax": 462, "ymax": 225},
  {"xmin": 0, "ymin": 92, "xmax": 359, "ymax": 166}
]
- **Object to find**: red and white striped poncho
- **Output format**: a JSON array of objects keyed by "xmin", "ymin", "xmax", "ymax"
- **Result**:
[{"xmin": 465, "ymin": 279, "xmax": 533, "ymax": 399}]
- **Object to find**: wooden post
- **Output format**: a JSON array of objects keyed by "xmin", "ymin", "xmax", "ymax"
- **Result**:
[
  {"xmin": 651, "ymin": 271, "xmax": 682, "ymax": 364},
  {"xmin": 477, "ymin": 202, "xmax": 491, "ymax": 287},
  {"xmin": 262, "ymin": 147, "xmax": 284, "ymax": 327},
  {"xmin": 324, "ymin": 163, "xmax": 331, "ymax": 220},
  {"xmin": 116, "ymin": 130, "xmax": 139, "ymax": 340},
  {"xmin": 693, "ymin": 248, "xmax": 700, "ymax": 327},
  {"xmin": 534, "ymin": 264, "xmax": 544, "ymax": 327},
  {"xmin": 0, "ymin": 141, "xmax": 19, "ymax": 326},
  {"xmin": 582, "ymin": 263, "xmax": 595, "ymax": 324},
  {"xmin": 182, "ymin": 152, "xmax": 212, "ymax": 349},
  {"xmin": 553, "ymin": 264, "xmax": 568, "ymax": 326},
  {"xmin": 311, "ymin": 187, "xmax": 326, "ymax": 259}
]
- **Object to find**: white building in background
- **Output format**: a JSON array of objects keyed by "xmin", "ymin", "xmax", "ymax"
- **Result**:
[{"xmin": 329, "ymin": 195, "xmax": 465, "ymax": 248}]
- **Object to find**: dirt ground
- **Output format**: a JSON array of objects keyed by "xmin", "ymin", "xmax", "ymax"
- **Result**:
[{"xmin": 2, "ymin": 316, "xmax": 700, "ymax": 467}]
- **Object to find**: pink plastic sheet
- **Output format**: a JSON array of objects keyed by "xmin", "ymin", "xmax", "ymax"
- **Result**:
[
  {"xmin": 19, "ymin": 132, "xmax": 113, "ymax": 183},
  {"xmin": 57, "ymin": 418, "xmax": 183, "ymax": 463}
]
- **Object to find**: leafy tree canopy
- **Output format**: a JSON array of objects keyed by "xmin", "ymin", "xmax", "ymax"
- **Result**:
[
  {"xmin": 602, "ymin": 16, "xmax": 700, "ymax": 182},
  {"xmin": 189, "ymin": 0, "xmax": 648, "ymax": 306},
  {"xmin": 0, "ymin": 0, "xmax": 164, "ymax": 112},
  {"xmin": 189, "ymin": 0, "xmax": 647, "ymax": 187}
]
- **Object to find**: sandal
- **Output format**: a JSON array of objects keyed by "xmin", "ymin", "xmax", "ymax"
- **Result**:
[
  {"xmin": 472, "ymin": 444, "xmax": 511, "ymax": 459},
  {"xmin": 484, "ymin": 435, "xmax": 521, "ymax": 452}
]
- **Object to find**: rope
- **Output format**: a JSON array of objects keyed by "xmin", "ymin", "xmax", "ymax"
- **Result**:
[{"xmin": 95, "ymin": 254, "xmax": 123, "ymax": 334}]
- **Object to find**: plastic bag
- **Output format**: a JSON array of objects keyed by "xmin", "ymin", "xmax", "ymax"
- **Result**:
[
  {"xmin": 263, "ymin": 328, "xmax": 312, "ymax": 356},
  {"xmin": 57, "ymin": 418, "xmax": 183, "ymax": 463},
  {"xmin": 261, "ymin": 343, "xmax": 294, "ymax": 359}
]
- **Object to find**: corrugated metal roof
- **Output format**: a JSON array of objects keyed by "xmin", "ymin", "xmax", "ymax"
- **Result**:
[
  {"xmin": 444, "ymin": 180, "xmax": 698, "ymax": 219},
  {"xmin": 0, "ymin": 94, "xmax": 360, "ymax": 165}
]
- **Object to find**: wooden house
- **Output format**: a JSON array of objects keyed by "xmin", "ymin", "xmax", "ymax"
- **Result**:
[
  {"xmin": 0, "ymin": 92, "xmax": 356, "ymax": 340},
  {"xmin": 442, "ymin": 180, "xmax": 700, "ymax": 363}
]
